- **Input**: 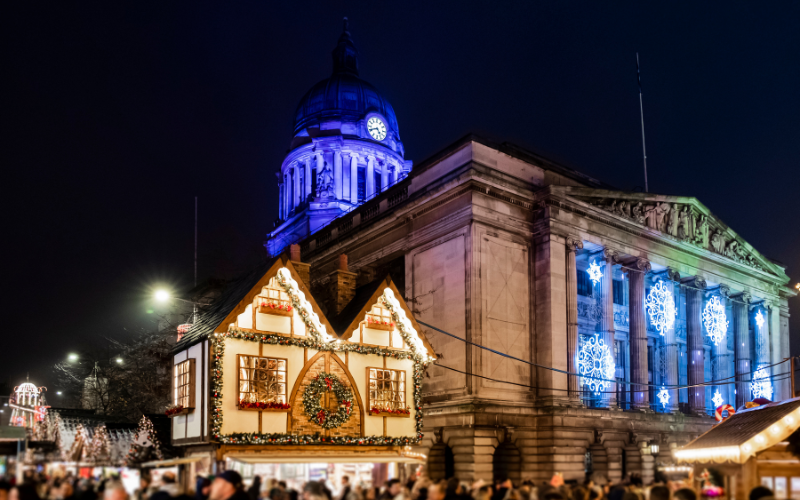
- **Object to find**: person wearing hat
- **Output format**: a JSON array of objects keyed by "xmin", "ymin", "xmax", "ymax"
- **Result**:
[{"xmin": 208, "ymin": 472, "xmax": 249, "ymax": 500}]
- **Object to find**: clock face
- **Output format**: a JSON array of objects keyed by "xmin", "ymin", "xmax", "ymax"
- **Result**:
[{"xmin": 367, "ymin": 117, "xmax": 387, "ymax": 141}]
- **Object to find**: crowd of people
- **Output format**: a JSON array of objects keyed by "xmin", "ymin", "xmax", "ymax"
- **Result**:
[{"xmin": 0, "ymin": 469, "xmax": 782, "ymax": 500}]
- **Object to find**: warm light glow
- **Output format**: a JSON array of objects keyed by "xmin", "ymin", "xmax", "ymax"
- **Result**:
[
  {"xmin": 587, "ymin": 260, "xmax": 603, "ymax": 286},
  {"xmin": 56, "ymin": 391, "xmax": 62, "ymax": 395},
  {"xmin": 578, "ymin": 334, "xmax": 615, "ymax": 394},
  {"xmin": 645, "ymin": 281, "xmax": 677, "ymax": 336},
  {"xmin": 116, "ymin": 358, "xmax": 123, "ymax": 364},
  {"xmin": 68, "ymin": 353, "xmax": 78, "ymax": 361},
  {"xmin": 712, "ymin": 390, "xmax": 723, "ymax": 408},
  {"xmin": 703, "ymin": 296, "xmax": 729, "ymax": 347},
  {"xmin": 155, "ymin": 290, "xmax": 170, "ymax": 302}
]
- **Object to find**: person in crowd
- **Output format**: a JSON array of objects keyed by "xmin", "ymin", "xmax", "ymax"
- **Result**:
[
  {"xmin": 247, "ymin": 477, "xmax": 261, "ymax": 500},
  {"xmin": 104, "ymin": 482, "xmax": 128, "ymax": 500},
  {"xmin": 208, "ymin": 472, "xmax": 248, "ymax": 500},
  {"xmin": 472, "ymin": 486, "xmax": 490, "ymax": 500},
  {"xmin": 10, "ymin": 485, "xmax": 40, "ymax": 500},
  {"xmin": 649, "ymin": 486, "xmax": 670, "ymax": 500},
  {"xmin": 302, "ymin": 483, "xmax": 329, "ymax": 500},
  {"xmin": 749, "ymin": 486, "xmax": 774, "ymax": 500},
  {"xmin": 149, "ymin": 473, "xmax": 189, "ymax": 500},
  {"xmin": 135, "ymin": 476, "xmax": 152, "ymax": 500},
  {"xmin": 195, "ymin": 478, "xmax": 211, "ymax": 500},
  {"xmin": 426, "ymin": 483, "xmax": 444, "ymax": 500},
  {"xmin": 378, "ymin": 481, "xmax": 400, "ymax": 500},
  {"xmin": 0, "ymin": 480, "xmax": 11, "ymax": 500},
  {"xmin": 491, "ymin": 480, "xmax": 512, "ymax": 500},
  {"xmin": 672, "ymin": 489, "xmax": 695, "ymax": 500},
  {"xmin": 336, "ymin": 477, "xmax": 351, "ymax": 500}
]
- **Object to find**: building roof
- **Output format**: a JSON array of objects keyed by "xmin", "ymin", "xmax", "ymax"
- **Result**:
[
  {"xmin": 675, "ymin": 398, "xmax": 800, "ymax": 464},
  {"xmin": 328, "ymin": 277, "xmax": 385, "ymax": 335},
  {"xmin": 293, "ymin": 21, "xmax": 399, "ymax": 138},
  {"xmin": 175, "ymin": 258, "xmax": 276, "ymax": 352}
]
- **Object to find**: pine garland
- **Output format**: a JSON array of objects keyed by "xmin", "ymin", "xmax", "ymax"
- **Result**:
[
  {"xmin": 301, "ymin": 372, "xmax": 353, "ymax": 429},
  {"xmin": 210, "ymin": 329, "xmax": 428, "ymax": 445}
]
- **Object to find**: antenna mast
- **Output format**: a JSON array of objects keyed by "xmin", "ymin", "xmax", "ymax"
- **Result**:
[
  {"xmin": 637, "ymin": 53, "xmax": 649, "ymax": 192},
  {"xmin": 193, "ymin": 196, "xmax": 198, "ymax": 324}
]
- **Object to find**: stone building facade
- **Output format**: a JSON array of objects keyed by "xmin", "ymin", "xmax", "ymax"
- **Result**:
[{"xmin": 263, "ymin": 24, "xmax": 795, "ymax": 482}]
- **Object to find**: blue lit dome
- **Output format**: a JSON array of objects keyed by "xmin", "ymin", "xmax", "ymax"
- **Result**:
[{"xmin": 293, "ymin": 20, "xmax": 400, "ymax": 140}]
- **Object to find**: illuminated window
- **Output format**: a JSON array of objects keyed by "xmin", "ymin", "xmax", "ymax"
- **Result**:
[
  {"xmin": 577, "ymin": 271, "xmax": 593, "ymax": 297},
  {"xmin": 238, "ymin": 355, "xmax": 287, "ymax": 405},
  {"xmin": 256, "ymin": 278, "xmax": 292, "ymax": 316},
  {"xmin": 365, "ymin": 303, "xmax": 395, "ymax": 331},
  {"xmin": 368, "ymin": 368, "xmax": 406, "ymax": 413},
  {"xmin": 173, "ymin": 359, "xmax": 195, "ymax": 409}
]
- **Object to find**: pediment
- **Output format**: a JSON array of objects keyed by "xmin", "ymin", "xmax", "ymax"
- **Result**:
[{"xmin": 562, "ymin": 187, "xmax": 786, "ymax": 280}]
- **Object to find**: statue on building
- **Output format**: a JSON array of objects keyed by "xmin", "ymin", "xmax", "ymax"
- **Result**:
[
  {"xmin": 694, "ymin": 215, "xmax": 709, "ymax": 247},
  {"xmin": 316, "ymin": 161, "xmax": 335, "ymax": 200},
  {"xmin": 656, "ymin": 203, "xmax": 670, "ymax": 233},
  {"xmin": 632, "ymin": 202, "xmax": 645, "ymax": 224},
  {"xmin": 710, "ymin": 230, "xmax": 725, "ymax": 253},
  {"xmin": 668, "ymin": 204, "xmax": 680, "ymax": 236},
  {"xmin": 678, "ymin": 206, "xmax": 690, "ymax": 240}
]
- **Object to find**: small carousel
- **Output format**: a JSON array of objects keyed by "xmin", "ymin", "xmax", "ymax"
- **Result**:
[{"xmin": 9, "ymin": 381, "xmax": 47, "ymax": 431}]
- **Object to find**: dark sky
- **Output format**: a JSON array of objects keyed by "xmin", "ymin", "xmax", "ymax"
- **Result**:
[{"xmin": 3, "ymin": 2, "xmax": 798, "ymax": 391}]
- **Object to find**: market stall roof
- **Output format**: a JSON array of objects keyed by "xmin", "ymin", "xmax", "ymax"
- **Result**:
[
  {"xmin": 675, "ymin": 397, "xmax": 800, "ymax": 464},
  {"xmin": 224, "ymin": 446, "xmax": 425, "ymax": 464}
]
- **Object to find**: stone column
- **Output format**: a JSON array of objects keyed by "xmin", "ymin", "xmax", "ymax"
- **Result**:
[
  {"xmin": 311, "ymin": 155, "xmax": 320, "ymax": 199},
  {"xmin": 686, "ymin": 276, "xmax": 707, "ymax": 413},
  {"xmin": 293, "ymin": 163, "xmax": 301, "ymax": 209},
  {"xmin": 334, "ymin": 151, "xmax": 342, "ymax": 200},
  {"xmin": 366, "ymin": 156, "xmax": 375, "ymax": 198},
  {"xmin": 278, "ymin": 181, "xmax": 284, "ymax": 220},
  {"xmin": 628, "ymin": 258, "xmax": 650, "ymax": 409},
  {"xmin": 711, "ymin": 286, "xmax": 731, "ymax": 408},
  {"xmin": 601, "ymin": 249, "xmax": 619, "ymax": 407},
  {"xmin": 392, "ymin": 163, "xmax": 399, "ymax": 184},
  {"xmin": 732, "ymin": 292, "xmax": 752, "ymax": 408},
  {"xmin": 566, "ymin": 237, "xmax": 583, "ymax": 401},
  {"xmin": 664, "ymin": 268, "xmax": 680, "ymax": 412},
  {"xmin": 380, "ymin": 161, "xmax": 389, "ymax": 191},
  {"xmin": 349, "ymin": 154, "xmax": 359, "ymax": 204},
  {"xmin": 768, "ymin": 301, "xmax": 785, "ymax": 400}
]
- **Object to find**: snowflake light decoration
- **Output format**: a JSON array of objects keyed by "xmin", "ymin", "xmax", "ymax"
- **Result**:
[
  {"xmin": 712, "ymin": 389, "xmax": 724, "ymax": 408},
  {"xmin": 702, "ymin": 296, "xmax": 729, "ymax": 347},
  {"xmin": 645, "ymin": 281, "xmax": 677, "ymax": 336},
  {"xmin": 755, "ymin": 310, "xmax": 765, "ymax": 329},
  {"xmin": 751, "ymin": 368, "xmax": 773, "ymax": 400},
  {"xmin": 657, "ymin": 387, "xmax": 670, "ymax": 408},
  {"xmin": 578, "ymin": 334, "xmax": 615, "ymax": 395},
  {"xmin": 587, "ymin": 260, "xmax": 603, "ymax": 286}
]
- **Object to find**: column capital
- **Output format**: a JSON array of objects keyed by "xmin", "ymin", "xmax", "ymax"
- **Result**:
[
  {"xmin": 566, "ymin": 237, "xmax": 584, "ymax": 252},
  {"xmin": 602, "ymin": 248, "xmax": 620, "ymax": 263},
  {"xmin": 667, "ymin": 267, "xmax": 681, "ymax": 282},
  {"xmin": 630, "ymin": 257, "xmax": 651, "ymax": 272},
  {"xmin": 718, "ymin": 284, "xmax": 732, "ymax": 298},
  {"xmin": 731, "ymin": 291, "xmax": 752, "ymax": 304},
  {"xmin": 682, "ymin": 275, "xmax": 707, "ymax": 290}
]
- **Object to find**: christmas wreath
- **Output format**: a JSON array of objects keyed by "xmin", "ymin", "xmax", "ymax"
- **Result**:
[{"xmin": 302, "ymin": 372, "xmax": 354, "ymax": 429}]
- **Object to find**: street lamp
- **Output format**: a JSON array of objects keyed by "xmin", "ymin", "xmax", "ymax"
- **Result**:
[
  {"xmin": 68, "ymin": 353, "xmax": 78, "ymax": 362},
  {"xmin": 56, "ymin": 391, "xmax": 62, "ymax": 395},
  {"xmin": 155, "ymin": 290, "xmax": 171, "ymax": 302},
  {"xmin": 116, "ymin": 358, "xmax": 123, "ymax": 364}
]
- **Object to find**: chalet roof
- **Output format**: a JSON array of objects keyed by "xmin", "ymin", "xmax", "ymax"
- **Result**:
[
  {"xmin": 46, "ymin": 407, "xmax": 138, "ymax": 464},
  {"xmin": 329, "ymin": 277, "xmax": 385, "ymax": 335},
  {"xmin": 675, "ymin": 398, "xmax": 800, "ymax": 464},
  {"xmin": 175, "ymin": 258, "xmax": 276, "ymax": 352}
]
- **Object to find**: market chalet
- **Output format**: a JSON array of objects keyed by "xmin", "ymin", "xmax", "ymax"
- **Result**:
[{"xmin": 169, "ymin": 255, "xmax": 435, "ymax": 463}]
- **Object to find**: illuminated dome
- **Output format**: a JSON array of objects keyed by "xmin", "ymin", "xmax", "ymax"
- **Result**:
[
  {"xmin": 15, "ymin": 382, "xmax": 39, "ymax": 394},
  {"xmin": 292, "ymin": 19, "xmax": 401, "ymax": 145}
]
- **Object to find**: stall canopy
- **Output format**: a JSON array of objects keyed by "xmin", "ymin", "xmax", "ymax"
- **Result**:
[
  {"xmin": 222, "ymin": 446, "xmax": 425, "ymax": 464},
  {"xmin": 675, "ymin": 398, "xmax": 800, "ymax": 464}
]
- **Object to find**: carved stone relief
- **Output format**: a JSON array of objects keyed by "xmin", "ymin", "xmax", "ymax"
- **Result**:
[{"xmin": 585, "ymin": 197, "xmax": 764, "ymax": 271}]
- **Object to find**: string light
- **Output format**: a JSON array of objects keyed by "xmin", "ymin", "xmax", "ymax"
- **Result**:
[
  {"xmin": 702, "ymin": 296, "xmax": 728, "ymax": 347},
  {"xmin": 755, "ymin": 310, "xmax": 765, "ymax": 329},
  {"xmin": 751, "ymin": 368, "xmax": 773, "ymax": 399},
  {"xmin": 712, "ymin": 389, "xmax": 723, "ymax": 408},
  {"xmin": 657, "ymin": 387, "xmax": 670, "ymax": 408},
  {"xmin": 645, "ymin": 281, "xmax": 677, "ymax": 336}
]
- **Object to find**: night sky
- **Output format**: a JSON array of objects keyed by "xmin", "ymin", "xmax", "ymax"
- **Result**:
[{"xmin": 3, "ymin": 2, "xmax": 798, "ymax": 392}]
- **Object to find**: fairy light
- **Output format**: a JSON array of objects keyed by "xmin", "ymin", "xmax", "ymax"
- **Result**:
[
  {"xmin": 755, "ymin": 310, "xmax": 765, "ymax": 329},
  {"xmin": 645, "ymin": 281, "xmax": 677, "ymax": 336},
  {"xmin": 712, "ymin": 390, "xmax": 723, "ymax": 408},
  {"xmin": 587, "ymin": 260, "xmax": 603, "ymax": 286},
  {"xmin": 578, "ymin": 334, "xmax": 615, "ymax": 394},
  {"xmin": 657, "ymin": 387, "xmax": 670, "ymax": 408},
  {"xmin": 702, "ymin": 296, "xmax": 728, "ymax": 347}
]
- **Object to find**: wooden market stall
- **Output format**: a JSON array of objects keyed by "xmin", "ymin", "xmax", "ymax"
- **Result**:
[{"xmin": 674, "ymin": 397, "xmax": 800, "ymax": 499}]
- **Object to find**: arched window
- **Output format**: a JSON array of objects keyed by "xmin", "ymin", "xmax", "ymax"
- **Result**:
[{"xmin": 492, "ymin": 441, "xmax": 521, "ymax": 484}]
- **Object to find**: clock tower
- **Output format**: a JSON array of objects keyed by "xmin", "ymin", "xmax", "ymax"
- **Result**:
[{"xmin": 267, "ymin": 19, "xmax": 411, "ymax": 257}]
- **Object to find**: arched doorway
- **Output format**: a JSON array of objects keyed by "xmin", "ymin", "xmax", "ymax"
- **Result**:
[
  {"xmin": 427, "ymin": 442, "xmax": 455, "ymax": 480},
  {"xmin": 493, "ymin": 441, "xmax": 521, "ymax": 484}
]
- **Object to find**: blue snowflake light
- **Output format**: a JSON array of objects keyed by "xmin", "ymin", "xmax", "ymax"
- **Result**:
[
  {"xmin": 657, "ymin": 387, "xmax": 670, "ymax": 409},
  {"xmin": 702, "ymin": 296, "xmax": 729, "ymax": 347},
  {"xmin": 755, "ymin": 310, "xmax": 765, "ymax": 329},
  {"xmin": 712, "ymin": 389, "xmax": 723, "ymax": 408},
  {"xmin": 587, "ymin": 260, "xmax": 603, "ymax": 286},
  {"xmin": 645, "ymin": 281, "xmax": 677, "ymax": 336},
  {"xmin": 578, "ymin": 334, "xmax": 615, "ymax": 395},
  {"xmin": 751, "ymin": 368, "xmax": 773, "ymax": 400}
]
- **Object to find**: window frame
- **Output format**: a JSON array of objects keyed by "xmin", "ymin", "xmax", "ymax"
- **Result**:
[
  {"xmin": 236, "ymin": 354, "xmax": 290, "ymax": 412},
  {"xmin": 173, "ymin": 359, "xmax": 196, "ymax": 411},
  {"xmin": 366, "ymin": 366, "xmax": 410, "ymax": 418}
]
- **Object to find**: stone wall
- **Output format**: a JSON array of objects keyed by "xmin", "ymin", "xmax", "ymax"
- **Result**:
[{"xmin": 290, "ymin": 354, "xmax": 363, "ymax": 438}]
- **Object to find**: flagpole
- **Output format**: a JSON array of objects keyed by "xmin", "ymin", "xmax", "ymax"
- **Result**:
[{"xmin": 637, "ymin": 53, "xmax": 649, "ymax": 192}]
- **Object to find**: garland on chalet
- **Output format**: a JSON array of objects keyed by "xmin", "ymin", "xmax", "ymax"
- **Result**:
[
  {"xmin": 90, "ymin": 425, "xmax": 111, "ymax": 464},
  {"xmin": 211, "ymin": 329, "xmax": 428, "ymax": 445},
  {"xmin": 208, "ymin": 267, "xmax": 431, "ymax": 445},
  {"xmin": 302, "ymin": 372, "xmax": 353, "ymax": 429},
  {"xmin": 124, "ymin": 415, "xmax": 163, "ymax": 466}
]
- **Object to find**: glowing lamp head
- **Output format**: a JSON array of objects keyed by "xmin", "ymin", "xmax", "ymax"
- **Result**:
[
  {"xmin": 68, "ymin": 354, "xmax": 78, "ymax": 362},
  {"xmin": 155, "ymin": 290, "xmax": 170, "ymax": 302},
  {"xmin": 116, "ymin": 358, "xmax": 123, "ymax": 364}
]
